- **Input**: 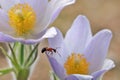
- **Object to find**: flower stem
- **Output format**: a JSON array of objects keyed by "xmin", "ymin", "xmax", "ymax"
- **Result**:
[
  {"xmin": 24, "ymin": 43, "xmax": 39, "ymax": 67},
  {"xmin": 8, "ymin": 43, "xmax": 18, "ymax": 65},
  {"xmin": 20, "ymin": 44, "xmax": 24, "ymax": 65},
  {"xmin": 16, "ymin": 68, "xmax": 30, "ymax": 80},
  {"xmin": 50, "ymin": 71, "xmax": 60, "ymax": 80}
]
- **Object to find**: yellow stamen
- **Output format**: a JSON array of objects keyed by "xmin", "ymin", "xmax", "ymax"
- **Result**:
[
  {"xmin": 64, "ymin": 53, "xmax": 89, "ymax": 75},
  {"xmin": 8, "ymin": 3, "xmax": 36, "ymax": 36}
]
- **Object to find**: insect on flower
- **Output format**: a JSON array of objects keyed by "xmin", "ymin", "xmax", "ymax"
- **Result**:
[
  {"xmin": 47, "ymin": 15, "xmax": 115, "ymax": 80},
  {"xmin": 41, "ymin": 47, "xmax": 61, "ymax": 56}
]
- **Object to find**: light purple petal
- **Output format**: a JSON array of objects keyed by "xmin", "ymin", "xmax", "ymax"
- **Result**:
[
  {"xmin": 84, "ymin": 29, "xmax": 112, "ymax": 73},
  {"xmin": 0, "ymin": 9, "xmax": 13, "ymax": 33},
  {"xmin": 19, "ymin": 0, "xmax": 24, "ymax": 4},
  {"xmin": 48, "ymin": 0, "xmax": 76, "ymax": 24},
  {"xmin": 48, "ymin": 28, "xmax": 69, "ymax": 65},
  {"xmin": 102, "ymin": 59, "xmax": 115, "ymax": 70},
  {"xmin": 25, "ymin": 0, "xmax": 48, "ymax": 23},
  {"xmin": 91, "ymin": 59, "xmax": 115, "ymax": 80},
  {"xmin": 0, "ymin": 0, "xmax": 19, "ymax": 11},
  {"xmin": 47, "ymin": 55, "xmax": 66, "ymax": 80},
  {"xmin": 64, "ymin": 15, "xmax": 92, "ymax": 54},
  {"xmin": 65, "ymin": 74, "xmax": 93, "ymax": 80},
  {"xmin": 0, "ymin": 27, "xmax": 57, "ymax": 44},
  {"xmin": 91, "ymin": 70, "xmax": 105, "ymax": 80},
  {"xmin": 21, "ymin": 27, "xmax": 57, "ymax": 44},
  {"xmin": 48, "ymin": 28, "xmax": 64, "ymax": 48},
  {"xmin": 0, "ymin": 32, "xmax": 16, "ymax": 42},
  {"xmin": 37, "ymin": 0, "xmax": 76, "ymax": 32}
]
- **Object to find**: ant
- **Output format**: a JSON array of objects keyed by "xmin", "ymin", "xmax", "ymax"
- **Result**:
[{"xmin": 41, "ymin": 47, "xmax": 61, "ymax": 56}]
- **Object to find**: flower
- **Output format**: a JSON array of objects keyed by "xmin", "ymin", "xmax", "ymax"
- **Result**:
[
  {"xmin": 47, "ymin": 15, "xmax": 115, "ymax": 80},
  {"xmin": 0, "ymin": 0, "xmax": 75, "ymax": 44}
]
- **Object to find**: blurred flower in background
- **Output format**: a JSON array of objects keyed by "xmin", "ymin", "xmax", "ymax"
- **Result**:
[
  {"xmin": 47, "ymin": 15, "xmax": 115, "ymax": 80},
  {"xmin": 0, "ymin": 0, "xmax": 76, "ymax": 80},
  {"xmin": 0, "ymin": 0, "xmax": 75, "ymax": 44}
]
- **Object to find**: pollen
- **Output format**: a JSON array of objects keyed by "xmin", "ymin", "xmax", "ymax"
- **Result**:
[
  {"xmin": 8, "ymin": 3, "xmax": 36, "ymax": 36},
  {"xmin": 64, "ymin": 53, "xmax": 89, "ymax": 75}
]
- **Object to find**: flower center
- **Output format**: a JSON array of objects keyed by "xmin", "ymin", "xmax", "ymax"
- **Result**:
[
  {"xmin": 64, "ymin": 53, "xmax": 89, "ymax": 75},
  {"xmin": 8, "ymin": 3, "xmax": 36, "ymax": 36}
]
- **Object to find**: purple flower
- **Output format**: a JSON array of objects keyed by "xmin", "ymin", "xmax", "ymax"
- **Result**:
[
  {"xmin": 47, "ymin": 15, "xmax": 115, "ymax": 80},
  {"xmin": 0, "ymin": 0, "xmax": 75, "ymax": 44}
]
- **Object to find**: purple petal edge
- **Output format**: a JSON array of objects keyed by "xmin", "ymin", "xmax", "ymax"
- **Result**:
[
  {"xmin": 91, "ymin": 59, "xmax": 115, "ymax": 80},
  {"xmin": 49, "ymin": 0, "xmax": 76, "ymax": 24},
  {"xmin": 47, "ymin": 54, "xmax": 66, "ymax": 80},
  {"xmin": 65, "ymin": 74, "xmax": 93, "ymax": 80},
  {"xmin": 0, "ymin": 27, "xmax": 57, "ymax": 44}
]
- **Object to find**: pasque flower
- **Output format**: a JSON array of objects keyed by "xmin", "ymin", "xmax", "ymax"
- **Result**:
[
  {"xmin": 0, "ymin": 0, "xmax": 75, "ymax": 44},
  {"xmin": 47, "ymin": 15, "xmax": 115, "ymax": 80}
]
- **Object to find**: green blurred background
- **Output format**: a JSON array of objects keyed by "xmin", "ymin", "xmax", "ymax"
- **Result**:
[{"xmin": 0, "ymin": 0, "xmax": 120, "ymax": 80}]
